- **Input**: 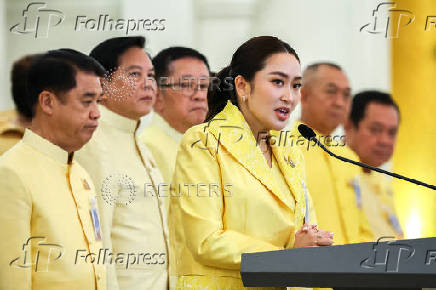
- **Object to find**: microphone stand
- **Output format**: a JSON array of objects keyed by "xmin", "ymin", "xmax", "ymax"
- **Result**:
[{"xmin": 312, "ymin": 137, "xmax": 436, "ymax": 191}]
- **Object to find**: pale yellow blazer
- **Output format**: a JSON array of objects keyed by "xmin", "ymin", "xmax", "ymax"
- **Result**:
[
  {"xmin": 169, "ymin": 101, "xmax": 315, "ymax": 281},
  {"xmin": 76, "ymin": 106, "xmax": 169, "ymax": 290},
  {"xmin": 0, "ymin": 129, "xmax": 106, "ymax": 290}
]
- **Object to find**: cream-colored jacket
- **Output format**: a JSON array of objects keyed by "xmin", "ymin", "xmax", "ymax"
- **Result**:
[{"xmin": 76, "ymin": 106, "xmax": 169, "ymax": 290}]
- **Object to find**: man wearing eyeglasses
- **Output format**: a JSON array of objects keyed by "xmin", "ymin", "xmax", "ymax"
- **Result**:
[{"xmin": 139, "ymin": 47, "xmax": 210, "ymax": 185}]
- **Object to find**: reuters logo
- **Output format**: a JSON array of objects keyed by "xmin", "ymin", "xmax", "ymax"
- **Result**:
[{"xmin": 101, "ymin": 173, "xmax": 136, "ymax": 206}]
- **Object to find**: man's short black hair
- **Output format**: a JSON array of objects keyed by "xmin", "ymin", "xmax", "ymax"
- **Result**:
[
  {"xmin": 152, "ymin": 46, "xmax": 210, "ymax": 81},
  {"xmin": 89, "ymin": 36, "xmax": 146, "ymax": 73},
  {"xmin": 350, "ymin": 90, "xmax": 400, "ymax": 127},
  {"xmin": 27, "ymin": 48, "xmax": 105, "ymax": 118},
  {"xmin": 11, "ymin": 54, "xmax": 42, "ymax": 119}
]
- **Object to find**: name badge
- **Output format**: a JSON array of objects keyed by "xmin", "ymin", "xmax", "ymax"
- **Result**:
[
  {"xmin": 89, "ymin": 196, "xmax": 102, "ymax": 241},
  {"xmin": 351, "ymin": 178, "xmax": 362, "ymax": 209}
]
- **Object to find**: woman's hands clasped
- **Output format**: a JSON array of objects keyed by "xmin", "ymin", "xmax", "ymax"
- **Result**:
[{"xmin": 293, "ymin": 224, "xmax": 334, "ymax": 248}]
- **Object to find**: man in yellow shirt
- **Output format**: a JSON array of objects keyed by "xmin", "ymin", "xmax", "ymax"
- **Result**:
[
  {"xmin": 76, "ymin": 37, "xmax": 168, "ymax": 290},
  {"xmin": 139, "ymin": 47, "xmax": 210, "ymax": 184},
  {"xmin": 0, "ymin": 49, "xmax": 106, "ymax": 290},
  {"xmin": 291, "ymin": 62, "xmax": 373, "ymax": 245},
  {"xmin": 0, "ymin": 54, "xmax": 39, "ymax": 155},
  {"xmin": 345, "ymin": 90, "xmax": 403, "ymax": 240}
]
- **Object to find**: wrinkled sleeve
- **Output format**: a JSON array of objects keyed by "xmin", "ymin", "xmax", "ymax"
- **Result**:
[
  {"xmin": 0, "ymin": 167, "xmax": 32, "ymax": 290},
  {"xmin": 171, "ymin": 128, "xmax": 281, "ymax": 270}
]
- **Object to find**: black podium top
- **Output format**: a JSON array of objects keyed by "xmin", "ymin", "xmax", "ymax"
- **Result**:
[{"xmin": 241, "ymin": 237, "xmax": 436, "ymax": 289}]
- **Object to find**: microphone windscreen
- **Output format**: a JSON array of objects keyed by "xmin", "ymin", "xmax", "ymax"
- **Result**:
[{"xmin": 298, "ymin": 124, "xmax": 316, "ymax": 140}]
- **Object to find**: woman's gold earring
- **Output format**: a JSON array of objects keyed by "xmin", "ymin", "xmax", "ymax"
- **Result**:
[{"xmin": 241, "ymin": 95, "xmax": 246, "ymax": 102}]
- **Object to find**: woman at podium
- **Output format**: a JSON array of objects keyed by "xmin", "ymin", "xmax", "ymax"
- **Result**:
[{"xmin": 168, "ymin": 36, "xmax": 334, "ymax": 289}]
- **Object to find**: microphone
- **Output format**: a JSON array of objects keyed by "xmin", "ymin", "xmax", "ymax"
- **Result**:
[{"xmin": 297, "ymin": 124, "xmax": 436, "ymax": 191}]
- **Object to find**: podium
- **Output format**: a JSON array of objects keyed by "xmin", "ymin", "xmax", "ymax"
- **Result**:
[{"xmin": 241, "ymin": 237, "xmax": 436, "ymax": 289}]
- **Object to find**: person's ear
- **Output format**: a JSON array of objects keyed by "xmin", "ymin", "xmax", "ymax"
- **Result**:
[
  {"xmin": 234, "ymin": 75, "xmax": 251, "ymax": 103},
  {"xmin": 96, "ymin": 77, "xmax": 108, "ymax": 104},
  {"xmin": 38, "ymin": 90, "xmax": 57, "ymax": 116}
]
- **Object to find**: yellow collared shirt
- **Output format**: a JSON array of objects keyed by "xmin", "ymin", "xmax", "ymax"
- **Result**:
[
  {"xmin": 352, "ymin": 171, "xmax": 403, "ymax": 240},
  {"xmin": 0, "ymin": 129, "xmax": 106, "ymax": 290},
  {"xmin": 139, "ymin": 112, "xmax": 183, "ymax": 212}
]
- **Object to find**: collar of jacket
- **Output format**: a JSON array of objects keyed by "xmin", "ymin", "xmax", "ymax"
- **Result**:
[
  {"xmin": 99, "ymin": 105, "xmax": 139, "ymax": 133},
  {"xmin": 22, "ymin": 128, "xmax": 73, "ymax": 164},
  {"xmin": 151, "ymin": 111, "xmax": 183, "ymax": 143},
  {"xmin": 205, "ymin": 100, "xmax": 305, "ymax": 214}
]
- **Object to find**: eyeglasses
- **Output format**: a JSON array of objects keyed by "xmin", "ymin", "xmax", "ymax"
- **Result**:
[{"xmin": 159, "ymin": 81, "xmax": 209, "ymax": 95}]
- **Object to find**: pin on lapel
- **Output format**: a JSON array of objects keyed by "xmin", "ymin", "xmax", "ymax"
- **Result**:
[
  {"xmin": 284, "ymin": 156, "xmax": 295, "ymax": 168},
  {"xmin": 82, "ymin": 179, "xmax": 90, "ymax": 190}
]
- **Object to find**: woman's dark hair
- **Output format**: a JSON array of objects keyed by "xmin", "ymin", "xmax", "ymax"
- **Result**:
[{"xmin": 206, "ymin": 36, "xmax": 299, "ymax": 121}]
